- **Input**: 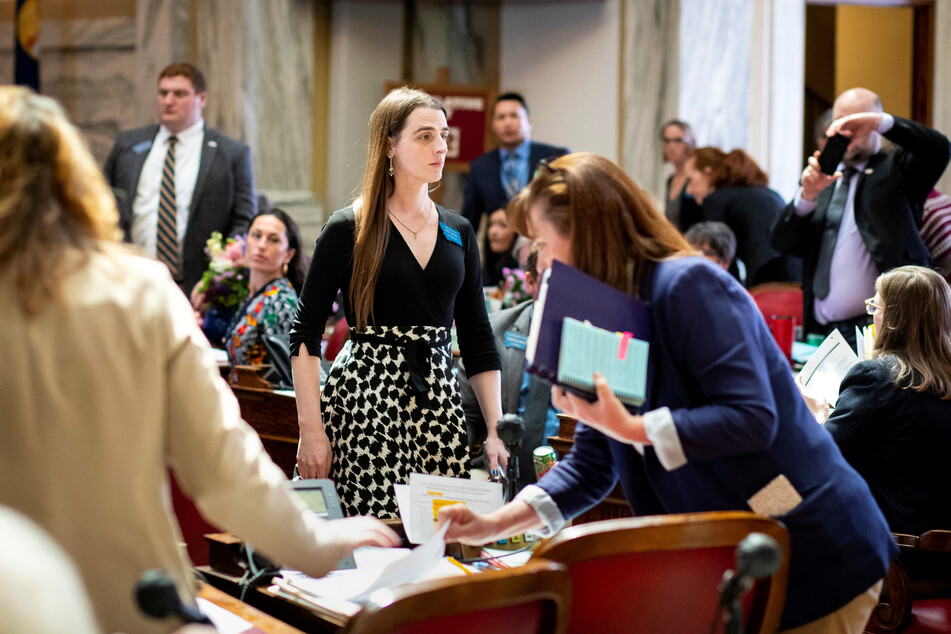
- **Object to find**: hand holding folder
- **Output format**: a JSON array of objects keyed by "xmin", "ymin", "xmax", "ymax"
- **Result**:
[{"xmin": 526, "ymin": 261, "xmax": 650, "ymax": 411}]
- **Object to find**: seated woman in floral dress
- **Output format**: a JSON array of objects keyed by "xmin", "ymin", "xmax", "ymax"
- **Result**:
[{"xmin": 227, "ymin": 207, "xmax": 307, "ymax": 367}]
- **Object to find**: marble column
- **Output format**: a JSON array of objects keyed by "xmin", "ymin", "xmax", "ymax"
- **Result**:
[
  {"xmin": 934, "ymin": 0, "xmax": 951, "ymax": 194},
  {"xmin": 619, "ymin": 0, "xmax": 681, "ymax": 205},
  {"xmin": 191, "ymin": 0, "xmax": 319, "ymax": 240},
  {"xmin": 135, "ymin": 0, "xmax": 188, "ymax": 126}
]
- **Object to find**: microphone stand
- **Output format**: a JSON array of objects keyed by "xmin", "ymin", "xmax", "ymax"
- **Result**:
[
  {"xmin": 495, "ymin": 413, "xmax": 524, "ymax": 502},
  {"xmin": 714, "ymin": 532, "xmax": 783, "ymax": 634}
]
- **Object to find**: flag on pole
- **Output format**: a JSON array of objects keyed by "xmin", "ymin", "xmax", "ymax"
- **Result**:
[{"xmin": 15, "ymin": 0, "xmax": 40, "ymax": 91}]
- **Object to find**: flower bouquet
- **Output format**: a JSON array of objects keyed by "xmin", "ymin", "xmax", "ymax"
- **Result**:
[
  {"xmin": 195, "ymin": 232, "xmax": 249, "ymax": 344},
  {"xmin": 500, "ymin": 267, "xmax": 532, "ymax": 309}
]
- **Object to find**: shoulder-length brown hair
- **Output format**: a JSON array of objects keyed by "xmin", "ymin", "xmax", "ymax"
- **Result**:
[
  {"xmin": 0, "ymin": 87, "xmax": 120, "ymax": 317},
  {"xmin": 508, "ymin": 152, "xmax": 692, "ymax": 296},
  {"xmin": 692, "ymin": 147, "xmax": 768, "ymax": 189},
  {"xmin": 874, "ymin": 266, "xmax": 951, "ymax": 399},
  {"xmin": 349, "ymin": 87, "xmax": 444, "ymax": 330}
]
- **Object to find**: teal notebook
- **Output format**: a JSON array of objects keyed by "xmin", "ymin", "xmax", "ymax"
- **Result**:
[{"xmin": 557, "ymin": 317, "xmax": 648, "ymax": 408}]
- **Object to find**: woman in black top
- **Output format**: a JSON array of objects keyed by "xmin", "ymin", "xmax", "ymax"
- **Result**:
[
  {"xmin": 685, "ymin": 147, "xmax": 797, "ymax": 286},
  {"xmin": 826, "ymin": 266, "xmax": 951, "ymax": 535},
  {"xmin": 482, "ymin": 207, "xmax": 521, "ymax": 287},
  {"xmin": 290, "ymin": 87, "xmax": 507, "ymax": 517}
]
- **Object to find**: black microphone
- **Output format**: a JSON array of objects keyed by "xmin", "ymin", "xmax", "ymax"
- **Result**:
[
  {"xmin": 496, "ymin": 414, "xmax": 524, "ymax": 501},
  {"xmin": 717, "ymin": 533, "xmax": 783, "ymax": 634},
  {"xmin": 136, "ymin": 569, "xmax": 212, "ymax": 625}
]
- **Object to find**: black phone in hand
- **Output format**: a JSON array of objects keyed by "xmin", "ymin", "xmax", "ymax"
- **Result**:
[{"xmin": 817, "ymin": 133, "xmax": 850, "ymax": 175}]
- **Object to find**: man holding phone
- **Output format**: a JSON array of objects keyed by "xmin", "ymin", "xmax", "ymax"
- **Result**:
[{"xmin": 771, "ymin": 87, "xmax": 949, "ymax": 346}]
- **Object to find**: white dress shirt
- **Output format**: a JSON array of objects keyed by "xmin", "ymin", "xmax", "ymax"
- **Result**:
[{"xmin": 131, "ymin": 119, "xmax": 204, "ymax": 258}]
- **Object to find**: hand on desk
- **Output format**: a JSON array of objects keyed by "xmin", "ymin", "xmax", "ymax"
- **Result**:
[
  {"xmin": 325, "ymin": 516, "xmax": 401, "ymax": 551},
  {"xmin": 552, "ymin": 373, "xmax": 648, "ymax": 445}
]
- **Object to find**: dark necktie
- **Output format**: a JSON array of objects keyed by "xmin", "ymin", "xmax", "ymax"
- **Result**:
[
  {"xmin": 156, "ymin": 136, "xmax": 179, "ymax": 279},
  {"xmin": 812, "ymin": 167, "xmax": 857, "ymax": 299},
  {"xmin": 503, "ymin": 153, "xmax": 520, "ymax": 199}
]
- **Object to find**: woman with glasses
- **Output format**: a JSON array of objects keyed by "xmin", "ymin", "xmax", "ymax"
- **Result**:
[
  {"xmin": 439, "ymin": 152, "xmax": 897, "ymax": 633},
  {"xmin": 290, "ymin": 87, "xmax": 507, "ymax": 518},
  {"xmin": 826, "ymin": 266, "xmax": 951, "ymax": 535},
  {"xmin": 659, "ymin": 119, "xmax": 701, "ymax": 231}
]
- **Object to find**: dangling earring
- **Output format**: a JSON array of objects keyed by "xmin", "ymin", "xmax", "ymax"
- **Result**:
[
  {"xmin": 282, "ymin": 262, "xmax": 288, "ymax": 276},
  {"xmin": 388, "ymin": 156, "xmax": 395, "ymax": 178}
]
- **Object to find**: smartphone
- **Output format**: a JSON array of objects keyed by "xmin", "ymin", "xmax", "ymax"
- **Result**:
[{"xmin": 817, "ymin": 133, "xmax": 850, "ymax": 175}]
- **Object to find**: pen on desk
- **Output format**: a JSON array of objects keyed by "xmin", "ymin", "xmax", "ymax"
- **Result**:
[{"xmin": 446, "ymin": 556, "xmax": 474, "ymax": 575}]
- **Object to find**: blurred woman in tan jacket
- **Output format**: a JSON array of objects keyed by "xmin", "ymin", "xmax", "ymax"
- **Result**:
[{"xmin": 0, "ymin": 87, "xmax": 397, "ymax": 633}]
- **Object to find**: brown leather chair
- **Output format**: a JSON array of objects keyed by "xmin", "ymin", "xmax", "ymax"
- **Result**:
[
  {"xmin": 531, "ymin": 511, "xmax": 790, "ymax": 634},
  {"xmin": 342, "ymin": 559, "xmax": 572, "ymax": 634},
  {"xmin": 866, "ymin": 530, "xmax": 951, "ymax": 633}
]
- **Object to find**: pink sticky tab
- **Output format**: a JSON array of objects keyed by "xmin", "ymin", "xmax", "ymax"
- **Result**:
[{"xmin": 617, "ymin": 332, "xmax": 633, "ymax": 361}]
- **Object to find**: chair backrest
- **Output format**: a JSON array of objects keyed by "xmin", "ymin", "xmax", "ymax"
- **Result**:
[
  {"xmin": 867, "ymin": 530, "xmax": 951, "ymax": 633},
  {"xmin": 342, "ymin": 559, "xmax": 572, "ymax": 634},
  {"xmin": 531, "ymin": 511, "xmax": 790, "ymax": 634},
  {"xmin": 748, "ymin": 282, "xmax": 803, "ymax": 328}
]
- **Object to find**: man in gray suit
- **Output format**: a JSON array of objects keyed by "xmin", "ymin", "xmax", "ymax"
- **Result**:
[
  {"xmin": 459, "ymin": 246, "xmax": 557, "ymax": 492},
  {"xmin": 104, "ymin": 62, "xmax": 256, "ymax": 292}
]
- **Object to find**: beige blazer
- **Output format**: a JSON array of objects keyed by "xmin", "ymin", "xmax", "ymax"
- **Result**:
[{"xmin": 0, "ymin": 247, "xmax": 352, "ymax": 634}]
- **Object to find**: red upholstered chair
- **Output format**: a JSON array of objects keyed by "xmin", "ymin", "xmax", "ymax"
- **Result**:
[
  {"xmin": 342, "ymin": 559, "xmax": 572, "ymax": 634},
  {"xmin": 325, "ymin": 317, "xmax": 349, "ymax": 363},
  {"xmin": 865, "ymin": 530, "xmax": 951, "ymax": 633},
  {"xmin": 748, "ymin": 282, "xmax": 803, "ymax": 329},
  {"xmin": 531, "ymin": 511, "xmax": 790, "ymax": 634}
]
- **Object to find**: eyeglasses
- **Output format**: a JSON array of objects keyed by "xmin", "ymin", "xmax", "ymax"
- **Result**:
[
  {"xmin": 533, "ymin": 158, "xmax": 566, "ymax": 180},
  {"xmin": 865, "ymin": 298, "xmax": 884, "ymax": 315},
  {"xmin": 661, "ymin": 137, "xmax": 685, "ymax": 145}
]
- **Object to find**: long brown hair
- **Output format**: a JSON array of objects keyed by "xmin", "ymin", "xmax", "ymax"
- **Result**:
[
  {"xmin": 874, "ymin": 266, "xmax": 951, "ymax": 399},
  {"xmin": 349, "ymin": 87, "xmax": 444, "ymax": 330},
  {"xmin": 692, "ymin": 147, "xmax": 768, "ymax": 189},
  {"xmin": 0, "ymin": 87, "xmax": 121, "ymax": 317},
  {"xmin": 508, "ymin": 152, "xmax": 692, "ymax": 296}
]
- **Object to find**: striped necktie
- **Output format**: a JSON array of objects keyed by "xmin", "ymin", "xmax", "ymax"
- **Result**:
[
  {"xmin": 156, "ymin": 136, "xmax": 179, "ymax": 278},
  {"xmin": 503, "ymin": 152, "xmax": 521, "ymax": 199}
]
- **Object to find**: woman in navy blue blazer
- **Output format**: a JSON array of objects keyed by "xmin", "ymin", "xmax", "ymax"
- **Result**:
[
  {"xmin": 439, "ymin": 152, "xmax": 896, "ymax": 632},
  {"xmin": 826, "ymin": 266, "xmax": 951, "ymax": 536}
]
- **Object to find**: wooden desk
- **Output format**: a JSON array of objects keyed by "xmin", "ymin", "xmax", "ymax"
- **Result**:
[
  {"xmin": 199, "ymin": 582, "xmax": 305, "ymax": 634},
  {"xmin": 228, "ymin": 367, "xmax": 299, "ymax": 478}
]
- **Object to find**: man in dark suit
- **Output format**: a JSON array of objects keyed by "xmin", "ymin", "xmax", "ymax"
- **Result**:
[
  {"xmin": 459, "ymin": 246, "xmax": 556, "ymax": 492},
  {"xmin": 771, "ymin": 87, "xmax": 949, "ymax": 345},
  {"xmin": 462, "ymin": 93, "xmax": 567, "ymax": 232},
  {"xmin": 104, "ymin": 63, "xmax": 256, "ymax": 292}
]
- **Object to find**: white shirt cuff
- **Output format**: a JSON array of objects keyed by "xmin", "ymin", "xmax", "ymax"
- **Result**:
[
  {"xmin": 878, "ymin": 113, "xmax": 894, "ymax": 134},
  {"xmin": 793, "ymin": 189, "xmax": 818, "ymax": 216},
  {"xmin": 643, "ymin": 406, "xmax": 687, "ymax": 471},
  {"xmin": 514, "ymin": 485, "xmax": 566, "ymax": 537}
]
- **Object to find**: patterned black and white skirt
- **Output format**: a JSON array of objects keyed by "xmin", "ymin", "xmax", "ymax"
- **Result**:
[{"xmin": 320, "ymin": 324, "xmax": 468, "ymax": 518}]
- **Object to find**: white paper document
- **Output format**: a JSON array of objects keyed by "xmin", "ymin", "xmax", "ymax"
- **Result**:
[
  {"xmin": 405, "ymin": 473, "xmax": 503, "ymax": 544},
  {"xmin": 196, "ymin": 598, "xmax": 254, "ymax": 634},
  {"xmin": 279, "ymin": 521, "xmax": 451, "ymax": 606},
  {"xmin": 797, "ymin": 328, "xmax": 858, "ymax": 408}
]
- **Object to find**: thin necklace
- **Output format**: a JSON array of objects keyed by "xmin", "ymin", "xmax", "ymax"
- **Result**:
[{"xmin": 388, "ymin": 204, "xmax": 433, "ymax": 240}]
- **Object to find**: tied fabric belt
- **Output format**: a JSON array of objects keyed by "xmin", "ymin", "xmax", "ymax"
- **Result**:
[{"xmin": 349, "ymin": 330, "xmax": 451, "ymax": 408}]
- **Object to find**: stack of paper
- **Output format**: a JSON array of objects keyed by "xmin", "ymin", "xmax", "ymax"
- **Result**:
[{"xmin": 797, "ymin": 329, "xmax": 858, "ymax": 408}]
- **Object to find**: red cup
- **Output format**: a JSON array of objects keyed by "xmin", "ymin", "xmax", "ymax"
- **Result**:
[{"xmin": 769, "ymin": 315, "xmax": 795, "ymax": 363}]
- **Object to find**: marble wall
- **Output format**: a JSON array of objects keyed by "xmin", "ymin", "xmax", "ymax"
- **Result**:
[
  {"xmin": 619, "ymin": 0, "xmax": 681, "ymax": 205},
  {"xmin": 0, "ymin": 16, "xmax": 139, "ymax": 163}
]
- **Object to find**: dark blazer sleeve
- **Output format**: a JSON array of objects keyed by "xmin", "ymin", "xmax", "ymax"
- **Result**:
[
  {"xmin": 536, "ymin": 422, "xmax": 620, "ymax": 518},
  {"xmin": 462, "ymin": 156, "xmax": 486, "ymax": 230},
  {"xmin": 884, "ymin": 116, "xmax": 951, "ymax": 208},
  {"xmin": 825, "ymin": 360, "xmax": 891, "ymax": 465},
  {"xmin": 228, "ymin": 142, "xmax": 256, "ymax": 237}
]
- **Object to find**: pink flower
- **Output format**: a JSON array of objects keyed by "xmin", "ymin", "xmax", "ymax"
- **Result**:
[{"xmin": 225, "ymin": 237, "xmax": 246, "ymax": 265}]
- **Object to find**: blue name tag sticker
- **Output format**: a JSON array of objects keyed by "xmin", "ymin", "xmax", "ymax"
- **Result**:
[
  {"xmin": 439, "ymin": 222, "xmax": 463, "ymax": 247},
  {"xmin": 132, "ymin": 140, "xmax": 153, "ymax": 155},
  {"xmin": 504, "ymin": 331, "xmax": 528, "ymax": 350}
]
